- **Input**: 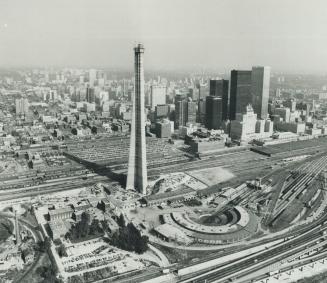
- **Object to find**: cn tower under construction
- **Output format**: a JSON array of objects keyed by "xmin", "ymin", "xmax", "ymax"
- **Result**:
[{"xmin": 126, "ymin": 43, "xmax": 148, "ymax": 195}]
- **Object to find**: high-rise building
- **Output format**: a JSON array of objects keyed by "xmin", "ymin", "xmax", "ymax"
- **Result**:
[
  {"xmin": 251, "ymin": 66, "xmax": 271, "ymax": 119},
  {"xmin": 283, "ymin": 98, "xmax": 296, "ymax": 112},
  {"xmin": 89, "ymin": 69, "xmax": 97, "ymax": 87},
  {"xmin": 86, "ymin": 86, "xmax": 95, "ymax": 103},
  {"xmin": 229, "ymin": 70, "xmax": 252, "ymax": 121},
  {"xmin": 155, "ymin": 104, "xmax": 170, "ymax": 119},
  {"xmin": 209, "ymin": 79, "xmax": 229, "ymax": 120},
  {"xmin": 175, "ymin": 96, "xmax": 196, "ymax": 128},
  {"xmin": 205, "ymin": 96, "xmax": 222, "ymax": 129},
  {"xmin": 175, "ymin": 94, "xmax": 187, "ymax": 128},
  {"xmin": 155, "ymin": 119, "xmax": 171, "ymax": 138},
  {"xmin": 186, "ymin": 100, "xmax": 197, "ymax": 125},
  {"xmin": 15, "ymin": 98, "xmax": 29, "ymax": 115},
  {"xmin": 150, "ymin": 85, "xmax": 166, "ymax": 110},
  {"xmin": 274, "ymin": 107, "xmax": 291, "ymax": 122},
  {"xmin": 197, "ymin": 99, "xmax": 206, "ymax": 124},
  {"xmin": 126, "ymin": 44, "xmax": 148, "ymax": 195},
  {"xmin": 99, "ymin": 91, "xmax": 109, "ymax": 105},
  {"xmin": 199, "ymin": 83, "xmax": 209, "ymax": 100}
]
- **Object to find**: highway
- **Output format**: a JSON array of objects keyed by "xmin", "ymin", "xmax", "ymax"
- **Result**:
[{"xmin": 177, "ymin": 213, "xmax": 327, "ymax": 283}]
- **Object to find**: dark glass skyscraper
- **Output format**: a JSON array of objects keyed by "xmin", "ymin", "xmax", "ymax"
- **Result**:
[
  {"xmin": 205, "ymin": 96, "xmax": 222, "ymax": 130},
  {"xmin": 209, "ymin": 79, "xmax": 229, "ymax": 120},
  {"xmin": 229, "ymin": 70, "xmax": 252, "ymax": 120},
  {"xmin": 251, "ymin": 66, "xmax": 271, "ymax": 119}
]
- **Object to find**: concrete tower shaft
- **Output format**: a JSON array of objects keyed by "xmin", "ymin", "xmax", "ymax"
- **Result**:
[{"xmin": 126, "ymin": 44, "xmax": 148, "ymax": 195}]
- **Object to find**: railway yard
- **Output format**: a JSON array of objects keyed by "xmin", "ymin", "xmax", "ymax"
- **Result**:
[{"xmin": 2, "ymin": 136, "xmax": 327, "ymax": 282}]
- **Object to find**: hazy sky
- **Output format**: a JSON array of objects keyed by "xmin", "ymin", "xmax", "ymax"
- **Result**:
[{"xmin": 0, "ymin": 0, "xmax": 326, "ymax": 72}]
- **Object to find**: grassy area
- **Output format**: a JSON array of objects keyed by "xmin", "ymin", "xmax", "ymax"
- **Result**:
[
  {"xmin": 0, "ymin": 217, "xmax": 13, "ymax": 242},
  {"xmin": 17, "ymin": 253, "xmax": 52, "ymax": 283},
  {"xmin": 151, "ymin": 243, "xmax": 228, "ymax": 265}
]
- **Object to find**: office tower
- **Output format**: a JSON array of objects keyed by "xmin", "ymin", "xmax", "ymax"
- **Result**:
[
  {"xmin": 229, "ymin": 70, "xmax": 252, "ymax": 120},
  {"xmin": 251, "ymin": 66, "xmax": 271, "ymax": 119},
  {"xmin": 102, "ymin": 101, "xmax": 111, "ymax": 116},
  {"xmin": 283, "ymin": 98, "xmax": 296, "ymax": 112},
  {"xmin": 99, "ymin": 91, "xmax": 109, "ymax": 105},
  {"xmin": 199, "ymin": 83, "xmax": 209, "ymax": 100},
  {"xmin": 209, "ymin": 79, "xmax": 229, "ymax": 120},
  {"xmin": 155, "ymin": 104, "xmax": 170, "ymax": 119},
  {"xmin": 175, "ymin": 95, "xmax": 196, "ymax": 128},
  {"xmin": 205, "ymin": 96, "xmax": 223, "ymax": 129},
  {"xmin": 126, "ymin": 44, "xmax": 148, "ymax": 195},
  {"xmin": 156, "ymin": 119, "xmax": 171, "ymax": 138},
  {"xmin": 186, "ymin": 99, "xmax": 197, "ymax": 125},
  {"xmin": 175, "ymin": 94, "xmax": 187, "ymax": 128},
  {"xmin": 86, "ymin": 86, "xmax": 95, "ymax": 103},
  {"xmin": 150, "ymin": 85, "xmax": 166, "ymax": 110},
  {"xmin": 274, "ymin": 107, "xmax": 291, "ymax": 122},
  {"xmin": 15, "ymin": 98, "xmax": 29, "ymax": 115},
  {"xmin": 89, "ymin": 69, "xmax": 97, "ymax": 86},
  {"xmin": 197, "ymin": 99, "xmax": 206, "ymax": 124},
  {"xmin": 188, "ymin": 87, "xmax": 197, "ymax": 100}
]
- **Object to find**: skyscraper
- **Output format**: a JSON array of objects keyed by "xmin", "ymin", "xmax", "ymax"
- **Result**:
[
  {"xmin": 86, "ymin": 86, "xmax": 95, "ymax": 103},
  {"xmin": 197, "ymin": 99, "xmax": 206, "ymax": 124},
  {"xmin": 175, "ymin": 96, "xmax": 196, "ymax": 128},
  {"xmin": 15, "ymin": 98, "xmax": 29, "ymax": 116},
  {"xmin": 205, "ymin": 96, "xmax": 223, "ymax": 130},
  {"xmin": 251, "ymin": 66, "xmax": 271, "ymax": 119},
  {"xmin": 229, "ymin": 70, "xmax": 252, "ymax": 120},
  {"xmin": 186, "ymin": 99, "xmax": 197, "ymax": 125},
  {"xmin": 126, "ymin": 44, "xmax": 148, "ymax": 195},
  {"xmin": 198, "ymin": 83, "xmax": 209, "ymax": 100},
  {"xmin": 150, "ymin": 85, "xmax": 166, "ymax": 110},
  {"xmin": 209, "ymin": 79, "xmax": 229, "ymax": 120},
  {"xmin": 175, "ymin": 94, "xmax": 186, "ymax": 128},
  {"xmin": 89, "ymin": 69, "xmax": 97, "ymax": 87}
]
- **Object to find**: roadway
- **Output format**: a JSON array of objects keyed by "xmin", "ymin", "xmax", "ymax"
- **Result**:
[{"xmin": 177, "ymin": 212, "xmax": 327, "ymax": 283}]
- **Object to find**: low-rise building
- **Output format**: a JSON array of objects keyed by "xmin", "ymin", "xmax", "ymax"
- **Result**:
[
  {"xmin": 48, "ymin": 207, "xmax": 74, "ymax": 221},
  {"xmin": 274, "ymin": 121, "xmax": 305, "ymax": 134}
]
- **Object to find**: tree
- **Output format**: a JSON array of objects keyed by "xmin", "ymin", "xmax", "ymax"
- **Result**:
[
  {"xmin": 56, "ymin": 244, "xmax": 67, "ymax": 257},
  {"xmin": 71, "ymin": 128, "xmax": 77, "ymax": 135},
  {"xmin": 36, "ymin": 265, "xmax": 63, "ymax": 283},
  {"xmin": 91, "ymin": 126, "xmax": 97, "ymax": 135},
  {"xmin": 110, "ymin": 222, "xmax": 148, "ymax": 254},
  {"xmin": 80, "ymin": 212, "xmax": 90, "ymax": 237},
  {"xmin": 117, "ymin": 213, "xmax": 125, "ymax": 228},
  {"xmin": 36, "ymin": 237, "xmax": 51, "ymax": 253},
  {"xmin": 89, "ymin": 219, "xmax": 102, "ymax": 235},
  {"xmin": 101, "ymin": 220, "xmax": 111, "ymax": 234}
]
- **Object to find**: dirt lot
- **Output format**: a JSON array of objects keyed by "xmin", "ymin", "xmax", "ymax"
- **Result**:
[{"xmin": 188, "ymin": 166, "xmax": 235, "ymax": 186}]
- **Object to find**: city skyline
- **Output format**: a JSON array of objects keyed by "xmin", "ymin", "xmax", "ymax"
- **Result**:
[
  {"xmin": 0, "ymin": 0, "xmax": 326, "ymax": 73},
  {"xmin": 1, "ymin": 1, "xmax": 327, "ymax": 282}
]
